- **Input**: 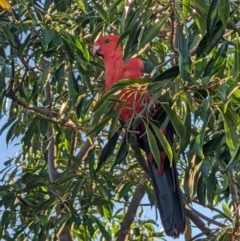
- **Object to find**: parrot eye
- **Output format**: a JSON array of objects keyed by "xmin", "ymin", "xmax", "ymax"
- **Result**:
[{"xmin": 104, "ymin": 39, "xmax": 110, "ymax": 44}]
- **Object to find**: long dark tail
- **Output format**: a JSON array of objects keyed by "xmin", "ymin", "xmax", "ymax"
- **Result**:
[{"xmin": 140, "ymin": 124, "xmax": 186, "ymax": 238}]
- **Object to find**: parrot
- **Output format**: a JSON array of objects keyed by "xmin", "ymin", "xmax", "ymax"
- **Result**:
[{"xmin": 93, "ymin": 35, "xmax": 186, "ymax": 238}]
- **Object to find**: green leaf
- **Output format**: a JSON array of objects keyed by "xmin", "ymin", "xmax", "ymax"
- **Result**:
[
  {"xmin": 92, "ymin": 99, "xmax": 112, "ymax": 124},
  {"xmin": 102, "ymin": 204, "xmax": 112, "ymax": 221},
  {"xmin": 222, "ymin": 203, "xmax": 232, "ymax": 218},
  {"xmin": 182, "ymin": 0, "xmax": 190, "ymax": 17},
  {"xmin": 224, "ymin": 144, "xmax": 240, "ymax": 173},
  {"xmin": 113, "ymin": 135, "xmax": 129, "ymax": 167},
  {"xmin": 21, "ymin": 116, "xmax": 41, "ymax": 148},
  {"xmin": 0, "ymin": 117, "xmax": 17, "ymax": 135},
  {"xmin": 207, "ymin": 171, "xmax": 217, "ymax": 205},
  {"xmin": 139, "ymin": 13, "xmax": 170, "ymax": 50},
  {"xmin": 91, "ymin": 215, "xmax": 111, "ymax": 241},
  {"xmin": 121, "ymin": 4, "xmax": 148, "ymax": 36},
  {"xmin": 150, "ymin": 122, "xmax": 173, "ymax": 165},
  {"xmin": 76, "ymin": 0, "xmax": 86, "ymax": 12},
  {"xmin": 3, "ymin": 194, "xmax": 16, "ymax": 209},
  {"xmin": 75, "ymin": 38, "xmax": 89, "ymax": 61},
  {"xmin": 146, "ymin": 125, "xmax": 161, "ymax": 167},
  {"xmin": 88, "ymin": 102, "xmax": 116, "ymax": 135},
  {"xmin": 204, "ymin": 41, "xmax": 228, "ymax": 76},
  {"xmin": 64, "ymin": 137, "xmax": 70, "ymax": 151},
  {"xmin": 92, "ymin": 0, "xmax": 109, "ymax": 24},
  {"xmin": 192, "ymin": 0, "xmax": 209, "ymax": 14},
  {"xmin": 123, "ymin": 10, "xmax": 152, "ymax": 59},
  {"xmin": 233, "ymin": 33, "xmax": 240, "ymax": 82},
  {"xmin": 96, "ymin": 132, "xmax": 119, "ymax": 172},
  {"xmin": 117, "ymin": 182, "xmax": 132, "ymax": 199},
  {"xmin": 12, "ymin": 224, "xmax": 29, "ymax": 240},
  {"xmin": 194, "ymin": 58, "xmax": 207, "ymax": 79},
  {"xmin": 38, "ymin": 118, "xmax": 48, "ymax": 136},
  {"xmin": 200, "ymin": 160, "xmax": 211, "ymax": 179},
  {"xmin": 154, "ymin": 66, "xmax": 179, "ymax": 82},
  {"xmin": 192, "ymin": 9, "xmax": 207, "ymax": 34},
  {"xmin": 197, "ymin": 175, "xmax": 206, "ymax": 206},
  {"xmin": 71, "ymin": 181, "xmax": 82, "ymax": 200},
  {"xmin": 219, "ymin": 0, "xmax": 230, "ymax": 28},
  {"xmin": 67, "ymin": 69, "xmax": 78, "ymax": 104},
  {"xmin": 194, "ymin": 98, "xmax": 210, "ymax": 159},
  {"xmin": 88, "ymin": 150, "xmax": 96, "ymax": 178},
  {"xmin": 2, "ymin": 26, "xmax": 15, "ymax": 45},
  {"xmin": 218, "ymin": 108, "xmax": 238, "ymax": 156},
  {"xmin": 206, "ymin": 0, "xmax": 220, "ymax": 40},
  {"xmin": 108, "ymin": 0, "xmax": 122, "ymax": 15},
  {"xmin": 178, "ymin": 23, "xmax": 191, "ymax": 81},
  {"xmin": 108, "ymin": 106, "xmax": 121, "ymax": 139},
  {"xmin": 76, "ymin": 97, "xmax": 87, "ymax": 118},
  {"xmin": 17, "ymin": 34, "xmax": 31, "ymax": 57},
  {"xmin": 65, "ymin": 153, "xmax": 80, "ymax": 164},
  {"xmin": 1, "ymin": 210, "xmax": 10, "ymax": 227},
  {"xmin": 41, "ymin": 25, "xmax": 53, "ymax": 47},
  {"xmin": 197, "ymin": 21, "xmax": 225, "ymax": 59},
  {"xmin": 83, "ymin": 216, "xmax": 94, "ymax": 237},
  {"xmin": 161, "ymin": 104, "xmax": 187, "ymax": 154}
]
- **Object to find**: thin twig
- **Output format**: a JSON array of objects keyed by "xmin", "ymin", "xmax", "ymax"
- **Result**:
[{"xmin": 5, "ymin": 91, "xmax": 80, "ymax": 132}]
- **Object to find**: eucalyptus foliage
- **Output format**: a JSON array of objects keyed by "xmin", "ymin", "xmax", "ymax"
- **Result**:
[{"xmin": 0, "ymin": 0, "xmax": 240, "ymax": 240}]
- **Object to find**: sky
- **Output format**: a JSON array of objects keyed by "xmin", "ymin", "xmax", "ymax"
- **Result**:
[{"xmin": 0, "ymin": 117, "xmax": 20, "ymax": 163}]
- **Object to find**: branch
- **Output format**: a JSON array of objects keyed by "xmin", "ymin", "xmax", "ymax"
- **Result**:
[
  {"xmin": 126, "ymin": 106, "xmax": 219, "ymax": 240},
  {"xmin": 116, "ymin": 109, "xmax": 150, "ymax": 241},
  {"xmin": 189, "ymin": 205, "xmax": 227, "ymax": 228},
  {"xmin": 59, "ymin": 227, "xmax": 74, "ymax": 241},
  {"xmin": 41, "ymin": 60, "xmax": 73, "ymax": 241},
  {"xmin": 5, "ymin": 90, "xmax": 79, "ymax": 132},
  {"xmin": 129, "ymin": 131, "xmax": 149, "ymax": 175},
  {"xmin": 185, "ymin": 216, "xmax": 192, "ymax": 241},
  {"xmin": 127, "ymin": 105, "xmax": 153, "ymax": 175},
  {"xmin": 116, "ymin": 180, "xmax": 146, "ymax": 241},
  {"xmin": 71, "ymin": 134, "xmax": 95, "ymax": 170},
  {"xmin": 184, "ymin": 203, "xmax": 212, "ymax": 236},
  {"xmin": 193, "ymin": 199, "xmax": 233, "ymax": 223}
]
